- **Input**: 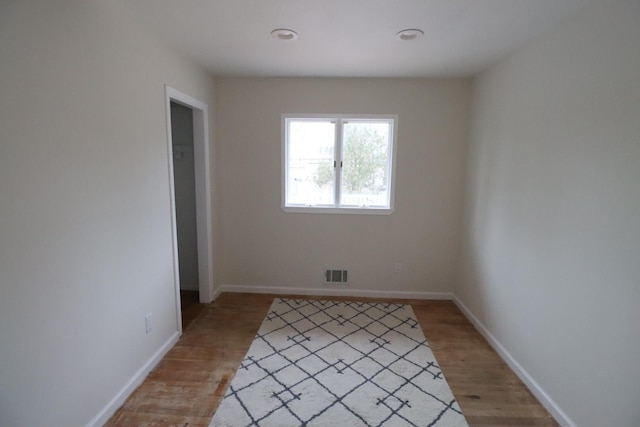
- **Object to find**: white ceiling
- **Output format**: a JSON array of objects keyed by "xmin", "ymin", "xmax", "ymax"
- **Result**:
[{"xmin": 120, "ymin": 0, "xmax": 590, "ymax": 78}]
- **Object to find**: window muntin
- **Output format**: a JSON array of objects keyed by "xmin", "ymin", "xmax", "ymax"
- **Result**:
[{"xmin": 283, "ymin": 114, "xmax": 397, "ymax": 214}]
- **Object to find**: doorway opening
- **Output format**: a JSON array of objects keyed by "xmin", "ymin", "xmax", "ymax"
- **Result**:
[{"xmin": 165, "ymin": 86, "xmax": 213, "ymax": 333}]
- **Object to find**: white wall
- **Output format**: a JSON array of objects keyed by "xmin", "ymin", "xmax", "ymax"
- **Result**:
[
  {"xmin": 215, "ymin": 78, "xmax": 470, "ymax": 296},
  {"xmin": 0, "ymin": 0, "xmax": 214, "ymax": 425},
  {"xmin": 458, "ymin": 1, "xmax": 640, "ymax": 426}
]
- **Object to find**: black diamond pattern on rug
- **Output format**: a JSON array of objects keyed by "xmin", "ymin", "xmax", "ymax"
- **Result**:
[{"xmin": 210, "ymin": 298, "xmax": 468, "ymax": 427}]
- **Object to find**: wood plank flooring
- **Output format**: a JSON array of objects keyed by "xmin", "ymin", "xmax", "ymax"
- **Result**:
[
  {"xmin": 180, "ymin": 290, "xmax": 205, "ymax": 330},
  {"xmin": 106, "ymin": 293, "xmax": 558, "ymax": 427}
]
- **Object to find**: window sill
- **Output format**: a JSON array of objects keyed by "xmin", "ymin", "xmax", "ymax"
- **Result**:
[{"xmin": 283, "ymin": 206, "xmax": 394, "ymax": 215}]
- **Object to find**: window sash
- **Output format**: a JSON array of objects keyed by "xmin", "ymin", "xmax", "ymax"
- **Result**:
[
  {"xmin": 285, "ymin": 118, "xmax": 336, "ymax": 207},
  {"xmin": 339, "ymin": 119, "xmax": 393, "ymax": 208}
]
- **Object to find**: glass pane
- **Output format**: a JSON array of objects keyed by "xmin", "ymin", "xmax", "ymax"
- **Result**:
[
  {"xmin": 340, "ymin": 120, "xmax": 391, "ymax": 207},
  {"xmin": 287, "ymin": 120, "xmax": 335, "ymax": 206}
]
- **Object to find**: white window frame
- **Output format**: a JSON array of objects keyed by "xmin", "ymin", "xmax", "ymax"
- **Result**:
[{"xmin": 282, "ymin": 113, "xmax": 398, "ymax": 215}]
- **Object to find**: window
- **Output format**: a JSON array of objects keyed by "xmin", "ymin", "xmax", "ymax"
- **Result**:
[{"xmin": 282, "ymin": 114, "xmax": 397, "ymax": 214}]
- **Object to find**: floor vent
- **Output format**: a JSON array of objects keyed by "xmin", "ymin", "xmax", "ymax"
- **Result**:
[{"xmin": 325, "ymin": 269, "xmax": 348, "ymax": 284}]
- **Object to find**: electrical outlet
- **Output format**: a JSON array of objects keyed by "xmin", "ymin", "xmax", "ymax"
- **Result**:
[
  {"xmin": 145, "ymin": 313, "xmax": 153, "ymax": 334},
  {"xmin": 394, "ymin": 262, "xmax": 402, "ymax": 273}
]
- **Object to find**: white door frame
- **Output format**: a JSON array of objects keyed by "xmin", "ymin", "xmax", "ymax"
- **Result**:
[{"xmin": 165, "ymin": 85, "xmax": 213, "ymax": 333}]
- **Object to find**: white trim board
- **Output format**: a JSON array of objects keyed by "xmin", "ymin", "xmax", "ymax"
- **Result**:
[
  {"xmin": 452, "ymin": 296, "xmax": 576, "ymax": 427},
  {"xmin": 85, "ymin": 332, "xmax": 180, "ymax": 427},
  {"xmin": 164, "ymin": 85, "xmax": 215, "ymax": 336},
  {"xmin": 218, "ymin": 284, "xmax": 453, "ymax": 301},
  {"xmin": 211, "ymin": 284, "xmax": 224, "ymax": 302}
]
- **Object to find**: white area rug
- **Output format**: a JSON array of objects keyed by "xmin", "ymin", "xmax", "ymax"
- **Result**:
[{"xmin": 210, "ymin": 298, "xmax": 468, "ymax": 427}]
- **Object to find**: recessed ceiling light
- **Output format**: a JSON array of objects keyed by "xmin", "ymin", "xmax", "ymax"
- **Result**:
[
  {"xmin": 271, "ymin": 29, "xmax": 298, "ymax": 41},
  {"xmin": 396, "ymin": 29, "xmax": 424, "ymax": 41}
]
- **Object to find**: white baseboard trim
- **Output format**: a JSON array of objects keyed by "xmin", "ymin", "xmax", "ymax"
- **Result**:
[
  {"xmin": 84, "ymin": 287, "xmax": 572, "ymax": 426},
  {"xmin": 218, "ymin": 284, "xmax": 453, "ymax": 301},
  {"xmin": 86, "ymin": 331, "xmax": 181, "ymax": 427},
  {"xmin": 211, "ymin": 285, "xmax": 224, "ymax": 301},
  {"xmin": 452, "ymin": 296, "xmax": 576, "ymax": 427}
]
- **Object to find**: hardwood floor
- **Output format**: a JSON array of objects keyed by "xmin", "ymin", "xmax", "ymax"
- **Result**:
[
  {"xmin": 180, "ymin": 290, "xmax": 205, "ymax": 330},
  {"xmin": 106, "ymin": 293, "xmax": 557, "ymax": 427}
]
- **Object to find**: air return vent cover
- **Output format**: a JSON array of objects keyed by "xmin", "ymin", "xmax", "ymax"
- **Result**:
[{"xmin": 325, "ymin": 269, "xmax": 348, "ymax": 284}]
